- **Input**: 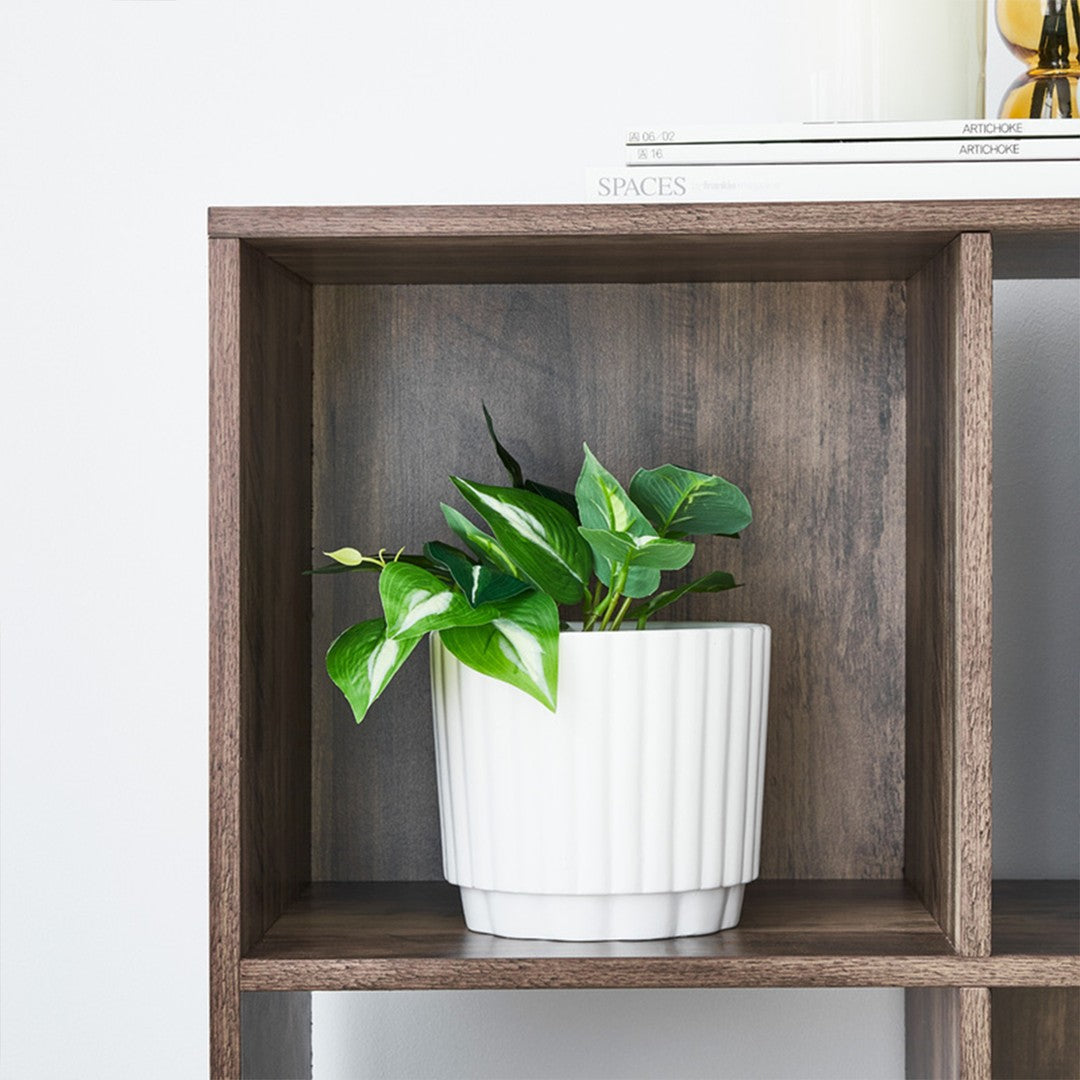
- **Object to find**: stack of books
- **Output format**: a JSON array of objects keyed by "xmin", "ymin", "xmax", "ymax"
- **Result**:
[
  {"xmin": 625, "ymin": 120, "xmax": 1079, "ymax": 167},
  {"xmin": 586, "ymin": 120, "xmax": 1078, "ymax": 202}
]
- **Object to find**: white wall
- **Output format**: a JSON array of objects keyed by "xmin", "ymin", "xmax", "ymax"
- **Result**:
[{"xmin": 1, "ymin": 3, "xmax": 1074, "ymax": 1079}]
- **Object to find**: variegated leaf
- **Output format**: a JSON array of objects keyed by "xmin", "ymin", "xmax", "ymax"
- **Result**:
[
  {"xmin": 424, "ymin": 541, "xmax": 532, "ymax": 608},
  {"xmin": 451, "ymin": 478, "xmax": 592, "ymax": 605},
  {"xmin": 629, "ymin": 464, "xmax": 752, "ymax": 539},
  {"xmin": 438, "ymin": 590, "xmax": 560, "ymax": 711},
  {"xmin": 326, "ymin": 617, "xmax": 420, "ymax": 723},
  {"xmin": 379, "ymin": 561, "xmax": 497, "ymax": 640}
]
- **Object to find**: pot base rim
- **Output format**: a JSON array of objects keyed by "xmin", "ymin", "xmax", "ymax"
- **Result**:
[{"xmin": 457, "ymin": 882, "xmax": 748, "ymax": 941}]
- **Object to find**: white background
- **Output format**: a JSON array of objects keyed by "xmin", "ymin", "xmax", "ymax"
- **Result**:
[{"xmin": 1, "ymin": 2, "xmax": 1076, "ymax": 1078}]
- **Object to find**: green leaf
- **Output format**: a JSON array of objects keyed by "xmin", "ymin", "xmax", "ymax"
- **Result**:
[
  {"xmin": 574, "ymin": 444, "xmax": 658, "ymax": 596},
  {"xmin": 575, "ymin": 444, "xmax": 654, "ymax": 535},
  {"xmin": 440, "ymin": 503, "xmax": 521, "ymax": 578},
  {"xmin": 628, "ymin": 464, "xmax": 752, "ymax": 538},
  {"xmin": 438, "ymin": 591, "xmax": 560, "ymax": 711},
  {"xmin": 481, "ymin": 407, "xmax": 580, "ymax": 520},
  {"xmin": 379, "ymin": 561, "xmax": 497, "ymax": 640},
  {"xmin": 523, "ymin": 479, "xmax": 579, "ymax": 521},
  {"xmin": 326, "ymin": 617, "xmax": 420, "ymax": 723},
  {"xmin": 627, "ymin": 570, "xmax": 741, "ymax": 628},
  {"xmin": 451, "ymin": 478, "xmax": 592, "ymax": 606},
  {"xmin": 423, "ymin": 540, "xmax": 532, "ymax": 608},
  {"xmin": 578, "ymin": 528, "xmax": 696, "ymax": 571},
  {"xmin": 482, "ymin": 404, "xmax": 525, "ymax": 488}
]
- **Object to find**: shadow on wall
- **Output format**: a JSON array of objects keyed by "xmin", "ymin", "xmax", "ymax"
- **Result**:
[
  {"xmin": 312, "ymin": 987, "xmax": 905, "ymax": 1080},
  {"xmin": 992, "ymin": 278, "xmax": 1080, "ymax": 878}
]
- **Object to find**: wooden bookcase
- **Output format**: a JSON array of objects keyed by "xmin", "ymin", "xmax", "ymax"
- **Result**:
[{"xmin": 209, "ymin": 201, "xmax": 1080, "ymax": 1079}]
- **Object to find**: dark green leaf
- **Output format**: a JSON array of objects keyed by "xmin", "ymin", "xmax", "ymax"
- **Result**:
[
  {"xmin": 629, "ymin": 464, "xmax": 752, "ymax": 538},
  {"xmin": 523, "ymin": 479, "xmax": 580, "ymax": 521},
  {"xmin": 440, "ymin": 503, "xmax": 522, "ymax": 578},
  {"xmin": 481, "ymin": 407, "xmax": 579, "ymax": 520},
  {"xmin": 628, "ymin": 571, "xmax": 741, "ymax": 628},
  {"xmin": 306, "ymin": 552, "xmax": 449, "ymax": 579},
  {"xmin": 326, "ymin": 617, "xmax": 421, "ymax": 723},
  {"xmin": 438, "ymin": 591, "xmax": 560, "ymax": 711},
  {"xmin": 451, "ymin": 478, "xmax": 592, "ymax": 605},
  {"xmin": 306, "ymin": 562, "xmax": 379, "ymax": 575},
  {"xmin": 424, "ymin": 540, "xmax": 532, "ymax": 608},
  {"xmin": 482, "ymin": 404, "xmax": 525, "ymax": 488}
]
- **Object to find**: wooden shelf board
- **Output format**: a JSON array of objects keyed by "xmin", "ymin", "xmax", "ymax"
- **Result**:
[
  {"xmin": 238, "ymin": 881, "xmax": 1079, "ymax": 991},
  {"xmin": 207, "ymin": 200, "xmax": 1079, "ymax": 283}
]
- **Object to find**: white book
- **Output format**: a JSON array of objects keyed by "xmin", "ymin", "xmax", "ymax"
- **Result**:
[
  {"xmin": 627, "ymin": 138, "xmax": 1079, "ymax": 167},
  {"xmin": 586, "ymin": 161, "xmax": 1080, "ymax": 204},
  {"xmin": 627, "ymin": 119, "xmax": 1080, "ymax": 145}
]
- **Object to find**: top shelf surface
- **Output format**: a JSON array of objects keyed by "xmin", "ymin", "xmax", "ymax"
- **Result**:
[{"xmin": 208, "ymin": 200, "xmax": 1079, "ymax": 284}]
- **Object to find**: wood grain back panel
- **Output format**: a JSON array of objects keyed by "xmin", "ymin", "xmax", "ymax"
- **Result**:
[
  {"xmin": 993, "ymin": 880, "xmax": 1080, "ymax": 955},
  {"xmin": 905, "ymin": 234, "xmax": 994, "ymax": 957},
  {"xmin": 992, "ymin": 988, "xmax": 1080, "ymax": 1079},
  {"xmin": 311, "ymin": 280, "xmax": 906, "ymax": 881}
]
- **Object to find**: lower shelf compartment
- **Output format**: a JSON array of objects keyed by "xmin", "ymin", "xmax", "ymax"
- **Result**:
[{"xmin": 239, "ymin": 880, "xmax": 1078, "ymax": 991}]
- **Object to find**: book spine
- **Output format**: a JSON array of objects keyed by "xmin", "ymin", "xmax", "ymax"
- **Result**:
[
  {"xmin": 626, "ymin": 138, "xmax": 1080, "ymax": 167},
  {"xmin": 627, "ymin": 119, "xmax": 1080, "ymax": 145},
  {"xmin": 585, "ymin": 161, "xmax": 1080, "ymax": 204}
]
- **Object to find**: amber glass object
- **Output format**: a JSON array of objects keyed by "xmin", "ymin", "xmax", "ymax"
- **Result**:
[{"xmin": 996, "ymin": 0, "xmax": 1079, "ymax": 117}]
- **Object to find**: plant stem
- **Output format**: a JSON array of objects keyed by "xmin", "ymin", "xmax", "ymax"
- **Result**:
[
  {"xmin": 598, "ymin": 565, "xmax": 628, "ymax": 631},
  {"xmin": 585, "ymin": 587, "xmax": 611, "ymax": 631},
  {"xmin": 609, "ymin": 595, "xmax": 634, "ymax": 632},
  {"xmin": 598, "ymin": 593, "xmax": 619, "ymax": 631},
  {"xmin": 583, "ymin": 585, "xmax": 607, "ymax": 631}
]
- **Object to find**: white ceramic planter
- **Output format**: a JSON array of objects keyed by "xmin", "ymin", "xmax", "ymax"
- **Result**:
[{"xmin": 429, "ymin": 622, "xmax": 771, "ymax": 941}]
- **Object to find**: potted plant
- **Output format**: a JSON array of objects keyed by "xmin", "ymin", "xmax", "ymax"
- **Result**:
[{"xmin": 314, "ymin": 411, "xmax": 771, "ymax": 941}]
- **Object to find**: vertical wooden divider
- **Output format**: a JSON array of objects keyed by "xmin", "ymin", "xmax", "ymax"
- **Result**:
[
  {"xmin": 905, "ymin": 233, "xmax": 993, "ymax": 959},
  {"xmin": 210, "ymin": 237, "xmax": 243, "ymax": 1080},
  {"xmin": 211, "ymin": 239, "xmax": 313, "ymax": 1078},
  {"xmin": 907, "ymin": 988, "xmax": 992, "ymax": 1079}
]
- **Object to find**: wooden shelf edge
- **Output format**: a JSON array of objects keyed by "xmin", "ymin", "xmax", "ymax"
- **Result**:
[
  {"xmin": 208, "ymin": 199, "xmax": 1080, "ymax": 239},
  {"xmin": 233, "ymin": 880, "xmax": 1080, "ymax": 991},
  {"xmin": 239, "ymin": 954, "xmax": 1080, "ymax": 993}
]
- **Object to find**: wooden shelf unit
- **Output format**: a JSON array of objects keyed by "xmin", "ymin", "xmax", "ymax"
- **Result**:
[{"xmin": 209, "ymin": 200, "xmax": 1080, "ymax": 1079}]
